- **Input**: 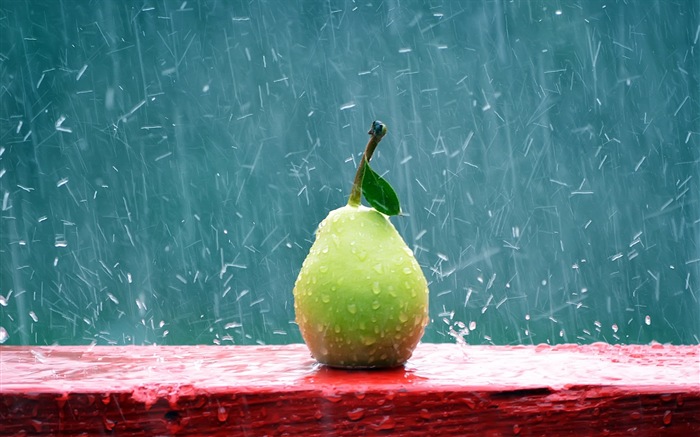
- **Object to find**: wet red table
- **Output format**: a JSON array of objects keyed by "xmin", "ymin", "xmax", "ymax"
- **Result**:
[{"xmin": 1, "ymin": 343, "xmax": 699, "ymax": 436}]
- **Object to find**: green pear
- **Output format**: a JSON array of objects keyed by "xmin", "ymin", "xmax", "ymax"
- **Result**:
[{"xmin": 293, "ymin": 121, "xmax": 429, "ymax": 368}]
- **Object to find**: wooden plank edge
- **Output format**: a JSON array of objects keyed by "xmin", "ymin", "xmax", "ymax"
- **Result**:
[{"xmin": 1, "ymin": 343, "xmax": 699, "ymax": 436}]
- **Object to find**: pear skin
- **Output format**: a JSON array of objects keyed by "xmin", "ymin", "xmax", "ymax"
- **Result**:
[{"xmin": 293, "ymin": 204, "xmax": 429, "ymax": 368}]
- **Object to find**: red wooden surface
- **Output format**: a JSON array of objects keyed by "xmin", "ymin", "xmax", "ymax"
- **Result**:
[{"xmin": 1, "ymin": 343, "xmax": 699, "ymax": 436}]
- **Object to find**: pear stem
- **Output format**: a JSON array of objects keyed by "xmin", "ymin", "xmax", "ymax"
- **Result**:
[{"xmin": 348, "ymin": 121, "xmax": 387, "ymax": 207}]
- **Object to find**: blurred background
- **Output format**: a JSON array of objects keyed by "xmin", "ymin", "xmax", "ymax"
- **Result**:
[{"xmin": 1, "ymin": 0, "xmax": 698, "ymax": 346}]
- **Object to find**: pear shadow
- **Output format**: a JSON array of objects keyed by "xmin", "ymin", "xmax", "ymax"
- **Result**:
[{"xmin": 301, "ymin": 360, "xmax": 429, "ymax": 386}]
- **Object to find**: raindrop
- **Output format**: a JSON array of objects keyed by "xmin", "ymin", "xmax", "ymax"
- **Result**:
[
  {"xmin": 0, "ymin": 326, "xmax": 8, "ymax": 343},
  {"xmin": 373, "ymin": 416, "xmax": 396, "ymax": 431},
  {"xmin": 362, "ymin": 336, "xmax": 376, "ymax": 346},
  {"xmin": 103, "ymin": 417, "xmax": 116, "ymax": 431},
  {"xmin": 217, "ymin": 406, "xmax": 229, "ymax": 422},
  {"xmin": 347, "ymin": 304, "xmax": 357, "ymax": 314},
  {"xmin": 31, "ymin": 420, "xmax": 42, "ymax": 433},
  {"xmin": 347, "ymin": 408, "xmax": 365, "ymax": 421},
  {"xmin": 663, "ymin": 410, "xmax": 672, "ymax": 426}
]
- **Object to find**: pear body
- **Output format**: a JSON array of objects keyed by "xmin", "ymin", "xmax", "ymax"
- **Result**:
[{"xmin": 293, "ymin": 205, "xmax": 429, "ymax": 368}]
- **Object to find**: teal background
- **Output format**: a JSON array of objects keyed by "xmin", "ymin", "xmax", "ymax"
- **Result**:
[{"xmin": 1, "ymin": 0, "xmax": 698, "ymax": 346}]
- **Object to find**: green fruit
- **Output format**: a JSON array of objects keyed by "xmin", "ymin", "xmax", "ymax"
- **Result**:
[
  {"xmin": 293, "ymin": 121, "xmax": 430, "ymax": 368},
  {"xmin": 293, "ymin": 204, "xmax": 429, "ymax": 368}
]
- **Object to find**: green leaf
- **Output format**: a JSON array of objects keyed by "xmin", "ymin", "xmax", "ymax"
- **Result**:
[{"xmin": 361, "ymin": 160, "xmax": 401, "ymax": 216}]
